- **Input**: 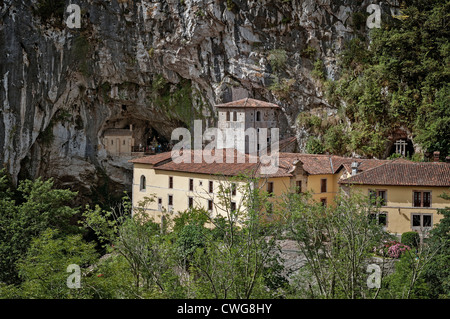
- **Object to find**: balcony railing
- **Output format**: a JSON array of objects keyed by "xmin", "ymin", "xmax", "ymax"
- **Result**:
[{"xmin": 131, "ymin": 146, "xmax": 156, "ymax": 155}]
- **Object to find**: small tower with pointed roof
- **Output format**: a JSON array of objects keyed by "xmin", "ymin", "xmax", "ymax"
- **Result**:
[{"xmin": 215, "ymin": 98, "xmax": 280, "ymax": 153}]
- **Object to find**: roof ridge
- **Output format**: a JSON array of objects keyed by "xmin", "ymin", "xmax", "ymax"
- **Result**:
[{"xmin": 341, "ymin": 159, "xmax": 392, "ymax": 181}]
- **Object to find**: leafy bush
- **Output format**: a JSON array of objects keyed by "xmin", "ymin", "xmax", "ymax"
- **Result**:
[
  {"xmin": 306, "ymin": 136, "xmax": 324, "ymax": 154},
  {"xmin": 267, "ymin": 49, "xmax": 287, "ymax": 72},
  {"xmin": 401, "ymin": 231, "xmax": 420, "ymax": 248},
  {"xmin": 176, "ymin": 224, "xmax": 206, "ymax": 263},
  {"xmin": 311, "ymin": 59, "xmax": 326, "ymax": 80},
  {"xmin": 373, "ymin": 240, "xmax": 411, "ymax": 258},
  {"xmin": 387, "ymin": 242, "xmax": 411, "ymax": 259}
]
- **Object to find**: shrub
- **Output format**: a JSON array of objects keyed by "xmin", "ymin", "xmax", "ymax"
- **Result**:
[
  {"xmin": 176, "ymin": 224, "xmax": 206, "ymax": 263},
  {"xmin": 387, "ymin": 242, "xmax": 410, "ymax": 259},
  {"xmin": 311, "ymin": 59, "xmax": 326, "ymax": 80},
  {"xmin": 401, "ymin": 231, "xmax": 420, "ymax": 248},
  {"xmin": 373, "ymin": 240, "xmax": 411, "ymax": 258},
  {"xmin": 267, "ymin": 49, "xmax": 287, "ymax": 72},
  {"xmin": 306, "ymin": 136, "xmax": 324, "ymax": 154}
]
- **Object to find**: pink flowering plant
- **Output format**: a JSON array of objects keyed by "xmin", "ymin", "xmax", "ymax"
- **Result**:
[
  {"xmin": 387, "ymin": 242, "xmax": 411, "ymax": 258},
  {"xmin": 373, "ymin": 240, "xmax": 411, "ymax": 258}
]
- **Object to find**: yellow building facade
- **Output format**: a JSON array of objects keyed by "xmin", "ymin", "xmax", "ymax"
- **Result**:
[
  {"xmin": 339, "ymin": 160, "xmax": 450, "ymax": 236},
  {"xmin": 130, "ymin": 150, "xmax": 294, "ymax": 226},
  {"xmin": 130, "ymin": 150, "xmax": 450, "ymax": 236}
]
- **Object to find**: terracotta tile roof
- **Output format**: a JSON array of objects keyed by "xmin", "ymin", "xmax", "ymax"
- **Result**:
[
  {"xmin": 131, "ymin": 150, "xmax": 449, "ymax": 187},
  {"xmin": 335, "ymin": 158, "xmax": 389, "ymax": 175},
  {"xmin": 339, "ymin": 161, "xmax": 450, "ymax": 187},
  {"xmin": 130, "ymin": 149, "xmax": 291, "ymax": 178},
  {"xmin": 215, "ymin": 98, "xmax": 280, "ymax": 109},
  {"xmin": 129, "ymin": 152, "xmax": 173, "ymax": 165},
  {"xmin": 156, "ymin": 149, "xmax": 260, "ymax": 177}
]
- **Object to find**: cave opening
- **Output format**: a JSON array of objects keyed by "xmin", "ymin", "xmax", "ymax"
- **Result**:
[
  {"xmin": 102, "ymin": 119, "xmax": 171, "ymax": 155},
  {"xmin": 388, "ymin": 138, "xmax": 415, "ymax": 158}
]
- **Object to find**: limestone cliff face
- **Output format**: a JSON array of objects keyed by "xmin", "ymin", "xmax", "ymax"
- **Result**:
[{"xmin": 0, "ymin": 0, "xmax": 392, "ymax": 201}]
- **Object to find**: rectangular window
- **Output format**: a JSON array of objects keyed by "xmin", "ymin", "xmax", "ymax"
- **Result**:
[
  {"xmin": 169, "ymin": 176, "xmax": 173, "ymax": 189},
  {"xmin": 226, "ymin": 111, "xmax": 230, "ymax": 121},
  {"xmin": 296, "ymin": 181, "xmax": 302, "ymax": 194},
  {"xmin": 168, "ymin": 195, "xmax": 173, "ymax": 206},
  {"xmin": 188, "ymin": 197, "xmax": 193, "ymax": 208},
  {"xmin": 423, "ymin": 214, "xmax": 432, "ymax": 227},
  {"xmin": 369, "ymin": 189, "xmax": 387, "ymax": 206},
  {"xmin": 231, "ymin": 183, "xmax": 236, "ymax": 196},
  {"xmin": 158, "ymin": 198, "xmax": 162, "ymax": 211},
  {"xmin": 233, "ymin": 111, "xmax": 237, "ymax": 121},
  {"xmin": 379, "ymin": 213, "xmax": 387, "ymax": 226},
  {"xmin": 413, "ymin": 191, "xmax": 421, "ymax": 207},
  {"xmin": 377, "ymin": 190, "xmax": 386, "ymax": 206},
  {"xmin": 209, "ymin": 181, "xmax": 213, "ymax": 193},
  {"xmin": 267, "ymin": 182, "xmax": 274, "ymax": 195},
  {"xmin": 208, "ymin": 199, "xmax": 213, "ymax": 211},
  {"xmin": 412, "ymin": 213, "xmax": 433, "ymax": 229},
  {"xmin": 370, "ymin": 212, "xmax": 387, "ymax": 226},
  {"xmin": 369, "ymin": 190, "xmax": 377, "ymax": 204},
  {"xmin": 321, "ymin": 179, "xmax": 327, "ymax": 193},
  {"xmin": 412, "ymin": 214, "xmax": 421, "ymax": 227},
  {"xmin": 189, "ymin": 178, "xmax": 194, "ymax": 191},
  {"xmin": 413, "ymin": 191, "xmax": 432, "ymax": 208},
  {"xmin": 230, "ymin": 201, "xmax": 236, "ymax": 213},
  {"xmin": 320, "ymin": 198, "xmax": 327, "ymax": 207},
  {"xmin": 423, "ymin": 192, "xmax": 431, "ymax": 207}
]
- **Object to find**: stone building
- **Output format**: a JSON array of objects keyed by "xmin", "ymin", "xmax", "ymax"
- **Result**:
[
  {"xmin": 103, "ymin": 126, "xmax": 135, "ymax": 155},
  {"xmin": 215, "ymin": 98, "xmax": 280, "ymax": 153}
]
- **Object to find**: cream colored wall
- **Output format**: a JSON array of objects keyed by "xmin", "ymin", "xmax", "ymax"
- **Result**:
[
  {"xmin": 132, "ymin": 163, "xmax": 449, "ymax": 235},
  {"xmin": 307, "ymin": 174, "xmax": 339, "ymax": 205},
  {"xmin": 257, "ymin": 176, "xmax": 291, "ymax": 198},
  {"xmin": 132, "ymin": 164, "xmax": 292, "ymax": 224},
  {"xmin": 133, "ymin": 164, "xmax": 250, "ymax": 223},
  {"xmin": 104, "ymin": 136, "xmax": 134, "ymax": 154},
  {"xmin": 348, "ymin": 185, "xmax": 449, "ymax": 235}
]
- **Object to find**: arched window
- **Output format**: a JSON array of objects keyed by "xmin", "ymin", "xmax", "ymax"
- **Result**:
[
  {"xmin": 256, "ymin": 111, "xmax": 261, "ymax": 121},
  {"xmin": 140, "ymin": 175, "xmax": 146, "ymax": 191}
]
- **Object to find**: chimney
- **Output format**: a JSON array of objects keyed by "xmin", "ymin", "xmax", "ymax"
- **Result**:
[
  {"xmin": 351, "ymin": 161, "xmax": 360, "ymax": 176},
  {"xmin": 433, "ymin": 151, "xmax": 440, "ymax": 162}
]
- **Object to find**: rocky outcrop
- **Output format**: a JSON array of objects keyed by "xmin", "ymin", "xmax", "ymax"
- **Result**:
[{"xmin": 0, "ymin": 0, "xmax": 394, "ymax": 202}]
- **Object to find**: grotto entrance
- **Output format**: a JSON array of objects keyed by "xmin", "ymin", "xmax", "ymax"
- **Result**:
[
  {"xmin": 386, "ymin": 129, "xmax": 415, "ymax": 158},
  {"xmin": 102, "ymin": 119, "xmax": 171, "ymax": 156},
  {"xmin": 388, "ymin": 138, "xmax": 415, "ymax": 158}
]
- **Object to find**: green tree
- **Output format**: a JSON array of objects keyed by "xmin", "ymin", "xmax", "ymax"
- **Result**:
[
  {"xmin": 0, "ymin": 229, "xmax": 98, "ymax": 299},
  {"xmin": 0, "ymin": 171, "xmax": 80, "ymax": 284},
  {"xmin": 184, "ymin": 175, "xmax": 287, "ymax": 298},
  {"xmin": 82, "ymin": 194, "xmax": 186, "ymax": 298},
  {"xmin": 421, "ymin": 192, "xmax": 450, "ymax": 298},
  {"xmin": 283, "ymin": 190, "xmax": 392, "ymax": 299}
]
